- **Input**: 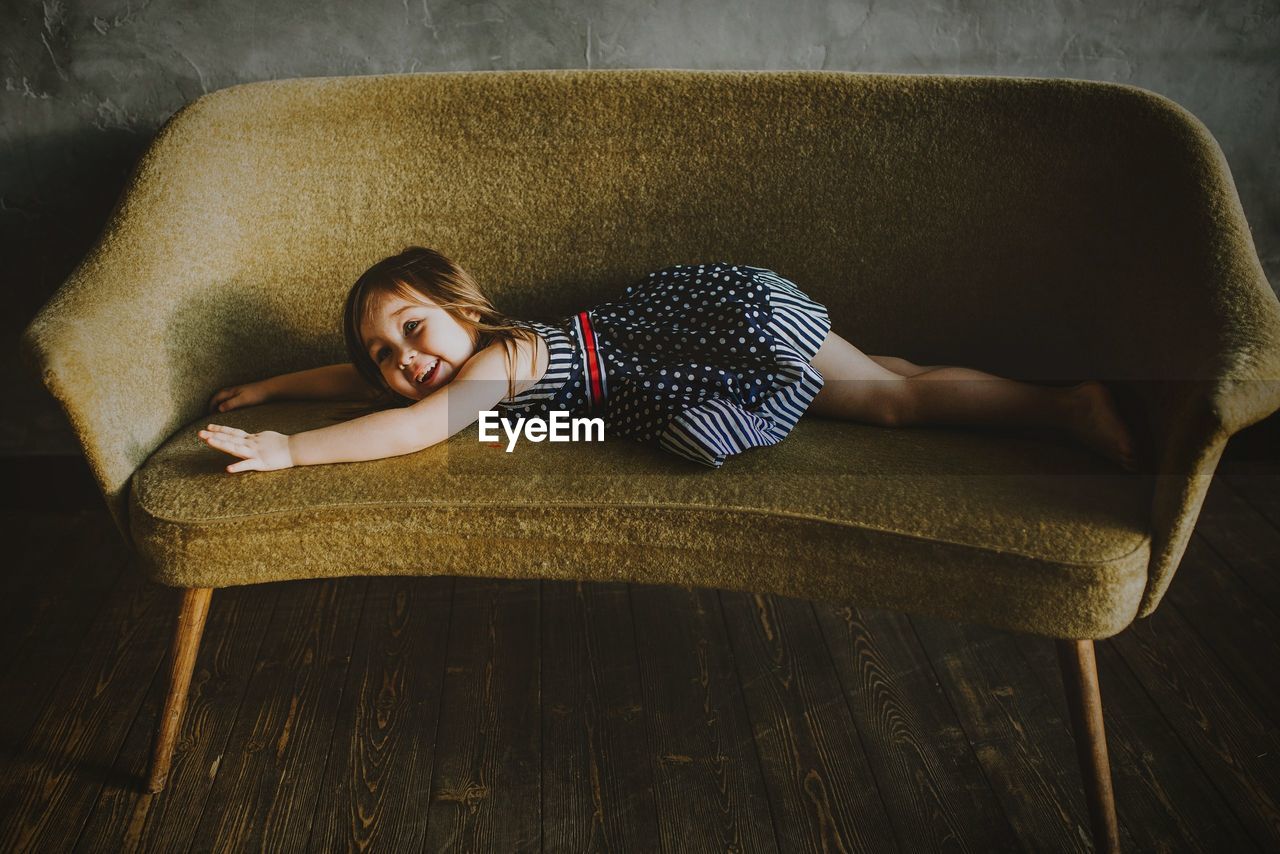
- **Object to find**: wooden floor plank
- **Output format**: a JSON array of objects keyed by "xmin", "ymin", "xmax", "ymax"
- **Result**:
[
  {"xmin": 306, "ymin": 576, "xmax": 454, "ymax": 852},
  {"xmin": 719, "ymin": 591, "xmax": 899, "ymax": 853},
  {"xmin": 541, "ymin": 579, "xmax": 660, "ymax": 853},
  {"xmin": 1217, "ymin": 458, "xmax": 1280, "ymax": 527},
  {"xmin": 1018, "ymin": 632, "xmax": 1260, "ymax": 852},
  {"xmin": 0, "ymin": 512, "xmax": 126, "ymax": 765},
  {"xmin": 192, "ymin": 577, "xmax": 368, "ymax": 852},
  {"xmin": 0, "ymin": 570, "xmax": 169, "ymax": 851},
  {"xmin": 1164, "ymin": 535, "xmax": 1280, "ymax": 726},
  {"xmin": 1111, "ymin": 600, "xmax": 1280, "ymax": 846},
  {"xmin": 423, "ymin": 577, "xmax": 541, "ymax": 853},
  {"xmin": 1196, "ymin": 473, "xmax": 1280, "ymax": 619},
  {"xmin": 72, "ymin": 582, "xmax": 284, "ymax": 854},
  {"xmin": 911, "ymin": 617, "xmax": 1131, "ymax": 852},
  {"xmin": 628, "ymin": 583, "xmax": 778, "ymax": 854},
  {"xmin": 815, "ymin": 603, "xmax": 1021, "ymax": 852},
  {"xmin": 0, "ymin": 511, "xmax": 118, "ymax": 678}
]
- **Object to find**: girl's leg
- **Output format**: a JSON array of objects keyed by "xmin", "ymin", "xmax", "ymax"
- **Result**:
[
  {"xmin": 808, "ymin": 335, "xmax": 915, "ymax": 421},
  {"xmin": 812, "ymin": 331, "xmax": 1066, "ymax": 426},
  {"xmin": 867, "ymin": 354, "xmax": 942, "ymax": 377},
  {"xmin": 808, "ymin": 331, "xmax": 1136, "ymax": 469}
]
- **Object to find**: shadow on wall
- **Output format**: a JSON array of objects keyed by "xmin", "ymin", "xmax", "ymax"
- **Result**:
[{"xmin": 4, "ymin": 128, "xmax": 152, "ymax": 328}]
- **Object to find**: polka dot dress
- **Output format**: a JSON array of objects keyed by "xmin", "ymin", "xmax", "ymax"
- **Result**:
[{"xmin": 496, "ymin": 263, "xmax": 831, "ymax": 468}]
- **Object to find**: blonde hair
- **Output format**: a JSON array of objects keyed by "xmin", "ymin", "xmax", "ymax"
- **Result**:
[{"xmin": 339, "ymin": 246, "xmax": 540, "ymax": 417}]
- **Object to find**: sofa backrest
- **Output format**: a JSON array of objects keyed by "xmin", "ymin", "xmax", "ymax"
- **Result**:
[{"xmin": 128, "ymin": 69, "xmax": 1238, "ymax": 387}]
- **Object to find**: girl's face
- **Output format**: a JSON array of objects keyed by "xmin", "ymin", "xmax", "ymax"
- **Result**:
[{"xmin": 360, "ymin": 290, "xmax": 481, "ymax": 401}]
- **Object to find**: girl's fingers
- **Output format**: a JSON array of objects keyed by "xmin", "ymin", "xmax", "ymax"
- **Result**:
[
  {"xmin": 198, "ymin": 427, "xmax": 268, "ymax": 473},
  {"xmin": 199, "ymin": 430, "xmax": 241, "ymax": 445},
  {"xmin": 209, "ymin": 444, "xmax": 247, "ymax": 460},
  {"xmin": 200, "ymin": 434, "xmax": 254, "ymax": 459},
  {"xmin": 204, "ymin": 424, "xmax": 248, "ymax": 436}
]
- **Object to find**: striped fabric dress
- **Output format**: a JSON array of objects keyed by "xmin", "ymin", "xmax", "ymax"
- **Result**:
[{"xmin": 495, "ymin": 263, "xmax": 831, "ymax": 468}]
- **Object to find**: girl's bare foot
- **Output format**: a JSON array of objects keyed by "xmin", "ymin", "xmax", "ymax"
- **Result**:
[{"xmin": 1066, "ymin": 381, "xmax": 1138, "ymax": 472}]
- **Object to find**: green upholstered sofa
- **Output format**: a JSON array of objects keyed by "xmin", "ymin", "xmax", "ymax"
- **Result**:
[{"xmin": 20, "ymin": 68, "xmax": 1280, "ymax": 851}]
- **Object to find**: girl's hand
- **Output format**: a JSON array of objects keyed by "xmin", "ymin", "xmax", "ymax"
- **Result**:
[
  {"xmin": 208, "ymin": 381, "xmax": 273, "ymax": 414},
  {"xmin": 198, "ymin": 425, "xmax": 294, "ymax": 473}
]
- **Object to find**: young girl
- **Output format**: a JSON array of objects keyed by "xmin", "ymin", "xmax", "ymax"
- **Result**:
[{"xmin": 199, "ymin": 246, "xmax": 1137, "ymax": 473}]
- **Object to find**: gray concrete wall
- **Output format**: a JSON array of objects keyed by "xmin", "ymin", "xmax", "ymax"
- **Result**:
[{"xmin": 4, "ymin": 0, "xmax": 1278, "ymax": 455}]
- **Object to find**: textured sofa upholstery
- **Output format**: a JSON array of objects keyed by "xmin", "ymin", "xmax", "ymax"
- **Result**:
[{"xmin": 20, "ymin": 69, "xmax": 1280, "ymax": 642}]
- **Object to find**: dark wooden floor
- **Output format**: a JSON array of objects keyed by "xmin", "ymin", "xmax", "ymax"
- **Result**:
[{"xmin": 2, "ymin": 455, "xmax": 1279, "ymax": 852}]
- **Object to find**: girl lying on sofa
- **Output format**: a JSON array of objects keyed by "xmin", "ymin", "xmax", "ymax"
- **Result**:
[{"xmin": 198, "ymin": 246, "xmax": 1137, "ymax": 473}]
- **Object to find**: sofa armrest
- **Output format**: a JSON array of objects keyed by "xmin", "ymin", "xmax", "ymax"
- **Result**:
[
  {"xmin": 1137, "ymin": 291, "xmax": 1280, "ymax": 620},
  {"xmin": 1127, "ymin": 89, "xmax": 1280, "ymax": 619},
  {"xmin": 18, "ymin": 91, "xmax": 266, "ymax": 543}
]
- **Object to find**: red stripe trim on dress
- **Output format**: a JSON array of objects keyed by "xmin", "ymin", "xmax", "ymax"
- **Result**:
[{"xmin": 576, "ymin": 311, "xmax": 607, "ymax": 414}]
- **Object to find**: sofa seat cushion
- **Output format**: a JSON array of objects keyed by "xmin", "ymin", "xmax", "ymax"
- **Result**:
[{"xmin": 129, "ymin": 401, "xmax": 1153, "ymax": 638}]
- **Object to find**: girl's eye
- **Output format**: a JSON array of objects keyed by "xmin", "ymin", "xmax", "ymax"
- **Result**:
[{"xmin": 373, "ymin": 320, "xmax": 418, "ymax": 362}]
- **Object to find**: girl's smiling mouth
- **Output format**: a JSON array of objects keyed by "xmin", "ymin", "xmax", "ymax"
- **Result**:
[{"xmin": 414, "ymin": 359, "xmax": 440, "ymax": 385}]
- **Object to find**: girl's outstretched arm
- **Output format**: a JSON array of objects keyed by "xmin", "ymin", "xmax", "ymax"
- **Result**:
[
  {"xmin": 264, "ymin": 363, "xmax": 381, "ymax": 401},
  {"xmin": 208, "ymin": 363, "xmax": 378, "ymax": 414},
  {"xmin": 199, "ymin": 344, "xmax": 515, "ymax": 472}
]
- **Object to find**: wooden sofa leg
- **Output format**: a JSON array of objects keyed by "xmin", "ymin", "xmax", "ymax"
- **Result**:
[
  {"xmin": 146, "ymin": 587, "xmax": 213, "ymax": 793},
  {"xmin": 1057, "ymin": 639, "xmax": 1121, "ymax": 854}
]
